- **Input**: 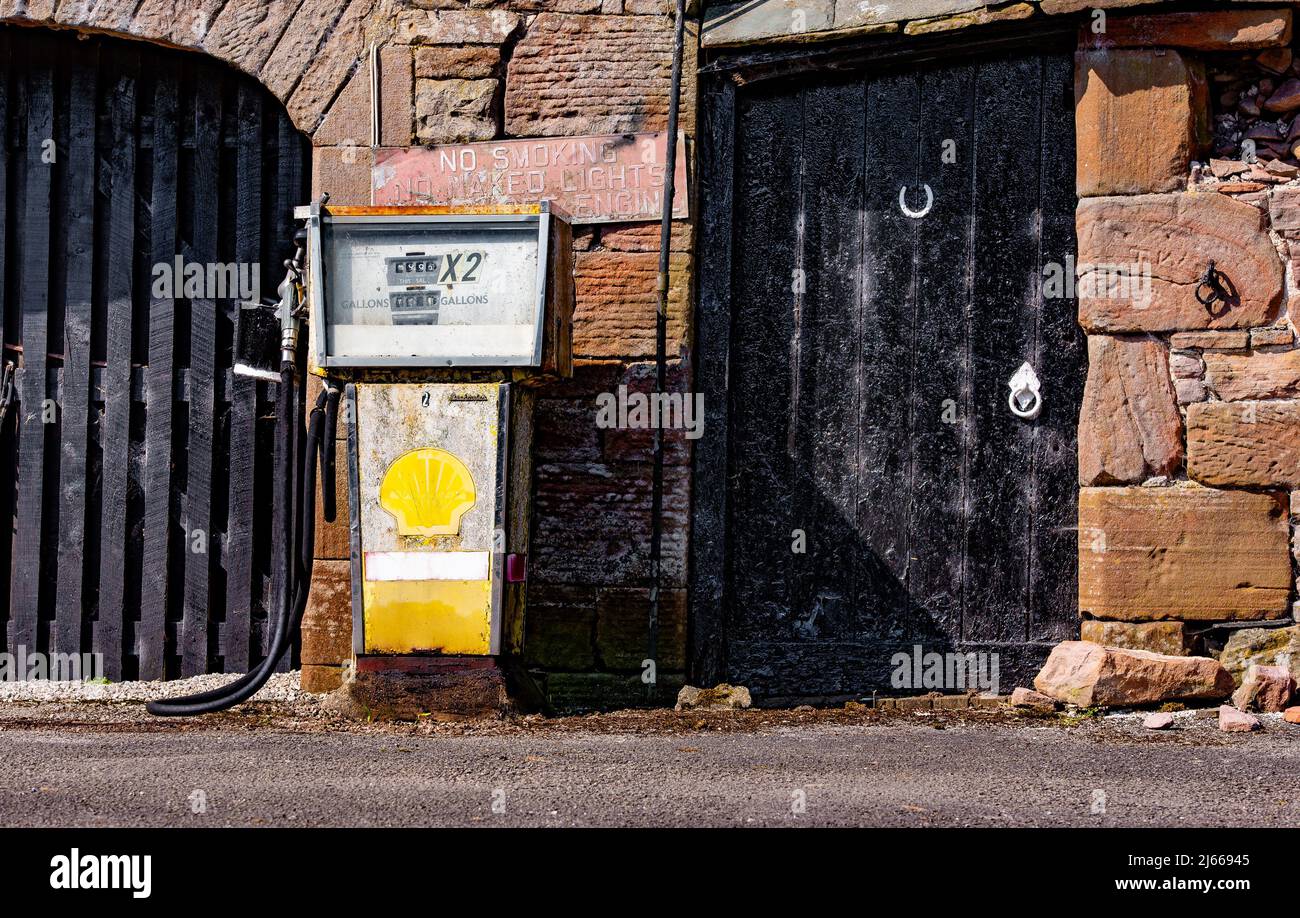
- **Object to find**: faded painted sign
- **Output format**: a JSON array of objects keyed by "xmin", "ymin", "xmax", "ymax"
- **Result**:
[{"xmin": 372, "ymin": 132, "xmax": 689, "ymax": 225}]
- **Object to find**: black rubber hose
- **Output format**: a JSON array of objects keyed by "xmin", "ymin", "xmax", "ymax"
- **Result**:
[
  {"xmin": 146, "ymin": 379, "xmax": 334, "ymax": 716},
  {"xmin": 321, "ymin": 383, "xmax": 339, "ymax": 524},
  {"xmin": 145, "ymin": 368, "xmax": 307, "ymax": 709}
]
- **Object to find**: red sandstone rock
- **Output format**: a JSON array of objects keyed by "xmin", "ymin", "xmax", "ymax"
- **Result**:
[
  {"xmin": 1283, "ymin": 706, "xmax": 1300, "ymax": 723},
  {"xmin": 1010, "ymin": 687, "xmax": 1057, "ymax": 713},
  {"xmin": 1078, "ymin": 487, "xmax": 1292, "ymax": 622},
  {"xmin": 505, "ymin": 14, "xmax": 689, "ymax": 137},
  {"xmin": 1264, "ymin": 77, "xmax": 1300, "ymax": 114},
  {"xmin": 1187, "ymin": 400, "xmax": 1300, "ymax": 488},
  {"xmin": 1097, "ymin": 9, "xmax": 1292, "ymax": 50},
  {"xmin": 1143, "ymin": 711, "xmax": 1175, "ymax": 729},
  {"xmin": 1075, "ymin": 50, "xmax": 1203, "ymax": 196},
  {"xmin": 1080, "ymin": 620, "xmax": 1185, "ymax": 655},
  {"xmin": 1219, "ymin": 704, "xmax": 1261, "ymax": 732},
  {"xmin": 1204, "ymin": 348, "xmax": 1300, "ymax": 400},
  {"xmin": 300, "ymin": 561, "xmax": 353, "ymax": 666},
  {"xmin": 1034, "ymin": 641, "xmax": 1235, "ymax": 707},
  {"xmin": 1076, "ymin": 193, "xmax": 1284, "ymax": 332},
  {"xmin": 1231, "ymin": 663, "xmax": 1296, "ymax": 712},
  {"xmin": 1078, "ymin": 335, "xmax": 1183, "ymax": 485}
]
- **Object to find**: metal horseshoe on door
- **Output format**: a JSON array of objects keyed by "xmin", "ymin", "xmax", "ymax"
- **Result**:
[
  {"xmin": 1007, "ymin": 362, "xmax": 1042, "ymax": 420},
  {"xmin": 898, "ymin": 184, "xmax": 933, "ymax": 219}
]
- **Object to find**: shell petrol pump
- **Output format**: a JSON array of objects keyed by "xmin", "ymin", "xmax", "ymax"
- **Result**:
[
  {"xmin": 148, "ymin": 199, "xmax": 572, "ymax": 716},
  {"xmin": 310, "ymin": 200, "xmax": 572, "ymax": 671}
]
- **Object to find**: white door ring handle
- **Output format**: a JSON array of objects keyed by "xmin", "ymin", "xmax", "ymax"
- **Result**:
[
  {"xmin": 899, "ymin": 184, "xmax": 933, "ymax": 219},
  {"xmin": 1007, "ymin": 362, "xmax": 1042, "ymax": 420}
]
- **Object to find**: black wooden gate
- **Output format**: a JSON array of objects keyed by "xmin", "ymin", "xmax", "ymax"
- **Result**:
[
  {"xmin": 0, "ymin": 27, "xmax": 310, "ymax": 680},
  {"xmin": 693, "ymin": 40, "xmax": 1085, "ymax": 701}
]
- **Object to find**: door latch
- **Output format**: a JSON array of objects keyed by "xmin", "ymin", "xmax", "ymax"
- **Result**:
[{"xmin": 1007, "ymin": 362, "xmax": 1042, "ymax": 420}]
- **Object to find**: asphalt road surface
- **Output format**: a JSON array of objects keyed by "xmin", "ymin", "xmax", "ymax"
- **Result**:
[{"xmin": 1, "ymin": 706, "xmax": 1297, "ymax": 827}]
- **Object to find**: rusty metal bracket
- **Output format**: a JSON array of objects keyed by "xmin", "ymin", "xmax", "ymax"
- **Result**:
[{"xmin": 1195, "ymin": 260, "xmax": 1239, "ymax": 317}]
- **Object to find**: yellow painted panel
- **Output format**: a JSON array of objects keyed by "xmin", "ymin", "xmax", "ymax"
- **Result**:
[{"xmin": 362, "ymin": 578, "xmax": 493, "ymax": 655}]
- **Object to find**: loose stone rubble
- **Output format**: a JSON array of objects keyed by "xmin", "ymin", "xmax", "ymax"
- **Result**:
[
  {"xmin": 1143, "ymin": 711, "xmax": 1176, "ymax": 730},
  {"xmin": 1219, "ymin": 704, "xmax": 1263, "ymax": 732},
  {"xmin": 675, "ymin": 683, "xmax": 752, "ymax": 711},
  {"xmin": 1231, "ymin": 663, "xmax": 1296, "ymax": 711},
  {"xmin": 1034, "ymin": 641, "xmax": 1235, "ymax": 707},
  {"xmin": 1009, "ymin": 687, "xmax": 1058, "ymax": 713}
]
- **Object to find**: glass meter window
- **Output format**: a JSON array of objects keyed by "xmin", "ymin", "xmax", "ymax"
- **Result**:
[{"xmin": 313, "ymin": 213, "xmax": 548, "ymax": 367}]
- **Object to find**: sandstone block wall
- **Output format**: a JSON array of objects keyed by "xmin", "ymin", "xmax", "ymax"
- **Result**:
[
  {"xmin": 305, "ymin": 3, "xmax": 699, "ymax": 708},
  {"xmin": 0, "ymin": 0, "xmax": 695, "ymax": 708},
  {"xmin": 1075, "ymin": 6, "xmax": 1300, "ymax": 656}
]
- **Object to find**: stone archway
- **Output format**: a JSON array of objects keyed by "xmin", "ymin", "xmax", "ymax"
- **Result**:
[{"xmin": 0, "ymin": 0, "xmax": 382, "ymax": 135}]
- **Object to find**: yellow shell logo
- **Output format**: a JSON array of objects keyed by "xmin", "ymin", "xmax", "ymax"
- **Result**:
[{"xmin": 378, "ymin": 448, "xmax": 477, "ymax": 536}]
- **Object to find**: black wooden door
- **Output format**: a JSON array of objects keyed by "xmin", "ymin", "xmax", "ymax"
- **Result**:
[
  {"xmin": 0, "ymin": 27, "xmax": 309, "ymax": 679},
  {"xmin": 693, "ymin": 49, "xmax": 1084, "ymax": 701}
]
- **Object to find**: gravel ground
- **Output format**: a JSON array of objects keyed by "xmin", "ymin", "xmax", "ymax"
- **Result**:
[
  {"xmin": 0, "ymin": 682, "xmax": 1297, "ymax": 827},
  {"xmin": 0, "ymin": 672, "xmax": 303, "ymax": 703}
]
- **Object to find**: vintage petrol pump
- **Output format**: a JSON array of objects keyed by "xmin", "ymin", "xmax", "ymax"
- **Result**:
[
  {"xmin": 307, "ymin": 201, "xmax": 572, "ymax": 672},
  {"xmin": 149, "ymin": 201, "xmax": 572, "ymax": 715}
]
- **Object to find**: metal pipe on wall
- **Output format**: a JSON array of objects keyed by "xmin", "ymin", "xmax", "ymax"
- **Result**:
[{"xmin": 648, "ymin": 0, "xmax": 688, "ymax": 699}]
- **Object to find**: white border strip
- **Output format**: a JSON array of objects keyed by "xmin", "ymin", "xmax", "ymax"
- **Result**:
[{"xmin": 364, "ymin": 550, "xmax": 490, "ymax": 582}]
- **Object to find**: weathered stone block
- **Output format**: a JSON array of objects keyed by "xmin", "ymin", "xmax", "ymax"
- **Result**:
[
  {"xmin": 289, "ymin": 0, "xmax": 371, "ymax": 135},
  {"xmin": 1218, "ymin": 704, "xmax": 1261, "ymax": 731},
  {"xmin": 301, "ymin": 561, "xmax": 353, "ymax": 665},
  {"xmin": 1188, "ymin": 400, "xmax": 1300, "ymax": 487},
  {"xmin": 312, "ymin": 61, "xmax": 370, "ymax": 146},
  {"xmin": 1041, "ymin": 0, "xmax": 1147, "ymax": 14},
  {"xmin": 1078, "ymin": 335, "xmax": 1183, "ymax": 485},
  {"xmin": 505, "ymin": 14, "xmax": 694, "ymax": 137},
  {"xmin": 380, "ymin": 44, "xmax": 413, "ymax": 147},
  {"xmin": 1252, "ymin": 325, "xmax": 1294, "ymax": 347},
  {"xmin": 1079, "ymin": 486, "xmax": 1291, "ymax": 621},
  {"xmin": 1010, "ymin": 686, "xmax": 1057, "ymax": 712},
  {"xmin": 1232, "ymin": 663, "xmax": 1295, "ymax": 712},
  {"xmin": 1170, "ymin": 330, "xmax": 1250, "ymax": 350},
  {"xmin": 701, "ymin": 0, "xmax": 835, "ymax": 47},
  {"xmin": 595, "ymin": 588, "xmax": 687, "ymax": 670},
  {"xmin": 532, "ymin": 463, "xmax": 688, "ymax": 587},
  {"xmin": 312, "ymin": 145, "xmax": 373, "ymax": 205},
  {"xmin": 301, "ymin": 664, "xmax": 344, "ymax": 693},
  {"xmin": 676, "ymin": 682, "xmax": 751, "ymax": 710},
  {"xmin": 573, "ymin": 251, "xmax": 690, "ymax": 359},
  {"xmin": 1075, "ymin": 50, "xmax": 1203, "ymax": 197},
  {"xmin": 259, "ymin": 0, "xmax": 357, "ymax": 102},
  {"xmin": 1096, "ymin": 9, "xmax": 1291, "ymax": 50},
  {"xmin": 415, "ymin": 78, "xmax": 498, "ymax": 144},
  {"xmin": 1270, "ymin": 184, "xmax": 1300, "ymax": 231},
  {"xmin": 131, "ymin": 0, "xmax": 225, "ymax": 52},
  {"xmin": 1175, "ymin": 377, "xmax": 1207, "ymax": 405},
  {"xmin": 204, "ymin": 0, "xmax": 299, "ymax": 76},
  {"xmin": 1080, "ymin": 619, "xmax": 1187, "ymax": 655},
  {"xmin": 601, "ymin": 361, "xmax": 694, "ymax": 465},
  {"xmin": 396, "ymin": 9, "xmax": 521, "ymax": 45},
  {"xmin": 1205, "ymin": 348, "xmax": 1300, "ymax": 400},
  {"xmin": 1034, "ymin": 641, "xmax": 1234, "ymax": 706},
  {"xmin": 1169, "ymin": 352, "xmax": 1203, "ymax": 379},
  {"xmin": 599, "ymin": 221, "xmax": 695, "ymax": 254},
  {"xmin": 314, "ymin": 461, "xmax": 350, "ymax": 560},
  {"xmin": 415, "ymin": 45, "xmax": 501, "ymax": 80},
  {"xmin": 903, "ymin": 2, "xmax": 1034, "ymax": 35},
  {"xmin": 522, "ymin": 584, "xmax": 597, "ymax": 669},
  {"xmin": 1220, "ymin": 623, "xmax": 1300, "ymax": 685},
  {"xmin": 1076, "ymin": 194, "xmax": 1284, "ymax": 332}
]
